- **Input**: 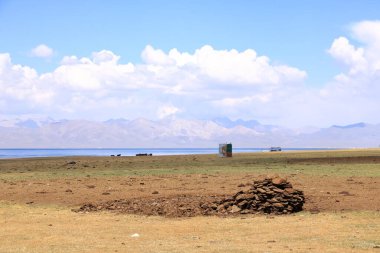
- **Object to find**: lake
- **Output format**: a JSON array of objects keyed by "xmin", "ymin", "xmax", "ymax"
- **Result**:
[{"xmin": 0, "ymin": 148, "xmax": 333, "ymax": 159}]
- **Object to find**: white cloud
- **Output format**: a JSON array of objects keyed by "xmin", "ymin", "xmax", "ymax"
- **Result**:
[
  {"xmin": 141, "ymin": 45, "xmax": 307, "ymax": 86},
  {"xmin": 30, "ymin": 44, "xmax": 54, "ymax": 58},
  {"xmin": 2, "ymin": 24, "xmax": 380, "ymax": 128},
  {"xmin": 352, "ymin": 20, "xmax": 380, "ymax": 49},
  {"xmin": 329, "ymin": 21, "xmax": 380, "ymax": 82},
  {"xmin": 42, "ymin": 51, "xmax": 135, "ymax": 91},
  {"xmin": 0, "ymin": 53, "xmax": 53, "ymax": 105},
  {"xmin": 205, "ymin": 21, "xmax": 380, "ymax": 126},
  {"xmin": 157, "ymin": 105, "xmax": 180, "ymax": 119},
  {"xmin": 92, "ymin": 50, "xmax": 120, "ymax": 64},
  {"xmin": 0, "ymin": 45, "xmax": 314, "ymax": 125},
  {"xmin": 328, "ymin": 37, "xmax": 368, "ymax": 75},
  {"xmin": 141, "ymin": 45, "xmax": 174, "ymax": 65},
  {"xmin": 307, "ymin": 20, "xmax": 380, "ymax": 126},
  {"xmin": 60, "ymin": 56, "xmax": 80, "ymax": 65},
  {"xmin": 329, "ymin": 21, "xmax": 380, "ymax": 76}
]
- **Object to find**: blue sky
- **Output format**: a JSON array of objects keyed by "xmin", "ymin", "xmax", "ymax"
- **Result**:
[
  {"xmin": 1, "ymin": 0, "xmax": 380, "ymax": 127},
  {"xmin": 2, "ymin": 0, "xmax": 378, "ymax": 83}
]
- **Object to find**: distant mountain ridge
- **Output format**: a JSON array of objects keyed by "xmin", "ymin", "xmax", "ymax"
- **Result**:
[
  {"xmin": 332, "ymin": 122, "xmax": 366, "ymax": 129},
  {"xmin": 0, "ymin": 117, "xmax": 379, "ymax": 148}
]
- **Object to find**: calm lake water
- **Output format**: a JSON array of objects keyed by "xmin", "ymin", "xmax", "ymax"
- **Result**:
[{"xmin": 0, "ymin": 148, "xmax": 331, "ymax": 159}]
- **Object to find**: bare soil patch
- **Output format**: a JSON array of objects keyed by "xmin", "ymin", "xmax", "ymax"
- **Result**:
[
  {"xmin": 1, "ymin": 151, "xmax": 380, "ymax": 252},
  {"xmin": 1, "ymin": 173, "xmax": 379, "ymax": 215},
  {"xmin": 74, "ymin": 177, "xmax": 305, "ymax": 217},
  {"xmin": 1, "ymin": 151, "xmax": 380, "ymax": 217}
]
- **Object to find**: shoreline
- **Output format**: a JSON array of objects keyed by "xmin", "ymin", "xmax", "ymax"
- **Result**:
[
  {"xmin": 1, "ymin": 147, "xmax": 379, "ymax": 160},
  {"xmin": 0, "ymin": 147, "xmax": 345, "ymax": 160}
]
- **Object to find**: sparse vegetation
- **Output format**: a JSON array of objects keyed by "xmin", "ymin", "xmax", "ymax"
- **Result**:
[
  {"xmin": 1, "ymin": 149, "xmax": 380, "ymax": 252},
  {"xmin": 1, "ymin": 149, "xmax": 380, "ymax": 180}
]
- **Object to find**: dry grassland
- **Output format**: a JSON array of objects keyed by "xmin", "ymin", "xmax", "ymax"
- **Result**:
[
  {"xmin": 1, "ymin": 149, "xmax": 380, "ymax": 252},
  {"xmin": 1, "ymin": 203, "xmax": 379, "ymax": 253}
]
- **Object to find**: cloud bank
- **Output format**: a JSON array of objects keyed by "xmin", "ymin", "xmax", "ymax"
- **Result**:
[{"xmin": 1, "ymin": 20, "xmax": 380, "ymax": 127}]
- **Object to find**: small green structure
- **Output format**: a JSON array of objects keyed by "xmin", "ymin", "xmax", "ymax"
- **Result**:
[{"xmin": 219, "ymin": 143, "xmax": 232, "ymax": 157}]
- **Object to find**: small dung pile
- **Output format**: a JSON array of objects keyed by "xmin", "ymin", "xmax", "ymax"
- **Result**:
[{"xmin": 203, "ymin": 177, "xmax": 305, "ymax": 215}]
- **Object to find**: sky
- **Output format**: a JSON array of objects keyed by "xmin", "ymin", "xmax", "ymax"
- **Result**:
[{"xmin": 1, "ymin": 0, "xmax": 380, "ymax": 127}]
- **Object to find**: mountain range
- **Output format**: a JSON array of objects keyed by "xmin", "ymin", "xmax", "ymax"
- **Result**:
[{"xmin": 0, "ymin": 117, "xmax": 379, "ymax": 148}]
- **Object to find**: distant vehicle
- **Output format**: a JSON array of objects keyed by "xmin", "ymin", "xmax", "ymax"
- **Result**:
[
  {"xmin": 270, "ymin": 147, "xmax": 282, "ymax": 152},
  {"xmin": 136, "ymin": 153, "xmax": 152, "ymax": 156}
]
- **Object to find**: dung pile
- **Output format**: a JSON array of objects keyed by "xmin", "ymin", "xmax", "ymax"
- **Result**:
[
  {"xmin": 203, "ymin": 177, "xmax": 305, "ymax": 215},
  {"xmin": 73, "ymin": 177, "xmax": 305, "ymax": 217}
]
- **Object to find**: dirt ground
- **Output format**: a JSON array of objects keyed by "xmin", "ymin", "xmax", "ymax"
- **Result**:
[
  {"xmin": 1, "ymin": 153, "xmax": 379, "ymax": 216},
  {"xmin": 1, "ymin": 151, "xmax": 380, "ymax": 252}
]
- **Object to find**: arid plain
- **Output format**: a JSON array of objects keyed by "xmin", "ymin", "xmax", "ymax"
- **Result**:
[{"xmin": 1, "ymin": 149, "xmax": 380, "ymax": 252}]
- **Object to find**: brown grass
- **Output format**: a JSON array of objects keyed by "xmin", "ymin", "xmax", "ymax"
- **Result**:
[
  {"xmin": 1, "ymin": 149, "xmax": 380, "ymax": 252},
  {"xmin": 1, "ymin": 203, "xmax": 379, "ymax": 253}
]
